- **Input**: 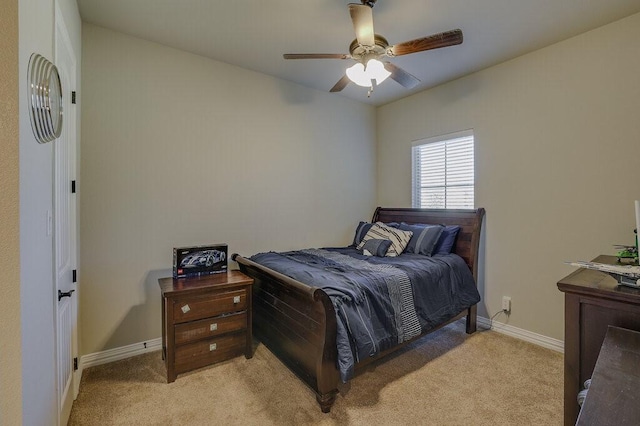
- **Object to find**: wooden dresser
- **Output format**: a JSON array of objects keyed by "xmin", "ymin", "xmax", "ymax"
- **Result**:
[
  {"xmin": 557, "ymin": 255, "xmax": 640, "ymax": 425},
  {"xmin": 577, "ymin": 326, "xmax": 640, "ymax": 425},
  {"xmin": 158, "ymin": 271, "xmax": 253, "ymax": 382}
]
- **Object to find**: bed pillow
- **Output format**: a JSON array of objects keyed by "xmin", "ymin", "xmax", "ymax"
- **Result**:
[
  {"xmin": 356, "ymin": 222, "xmax": 413, "ymax": 257},
  {"xmin": 352, "ymin": 221, "xmax": 373, "ymax": 247},
  {"xmin": 433, "ymin": 225, "xmax": 462, "ymax": 255},
  {"xmin": 361, "ymin": 239, "xmax": 392, "ymax": 257},
  {"xmin": 398, "ymin": 223, "xmax": 444, "ymax": 256},
  {"xmin": 351, "ymin": 221, "xmax": 400, "ymax": 247}
]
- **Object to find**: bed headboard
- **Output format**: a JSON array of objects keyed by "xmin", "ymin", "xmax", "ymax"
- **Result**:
[{"xmin": 372, "ymin": 207, "xmax": 486, "ymax": 281}]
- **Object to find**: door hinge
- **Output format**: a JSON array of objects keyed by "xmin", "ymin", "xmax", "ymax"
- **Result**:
[
  {"xmin": 73, "ymin": 357, "xmax": 78, "ymax": 371},
  {"xmin": 71, "ymin": 180, "xmax": 76, "ymax": 193},
  {"xmin": 72, "ymin": 269, "xmax": 77, "ymax": 283},
  {"xmin": 71, "ymin": 91, "xmax": 76, "ymax": 104}
]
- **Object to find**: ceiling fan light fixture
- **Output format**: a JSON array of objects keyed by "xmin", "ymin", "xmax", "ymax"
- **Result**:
[
  {"xmin": 367, "ymin": 58, "xmax": 391, "ymax": 83},
  {"xmin": 346, "ymin": 59, "xmax": 391, "ymax": 87},
  {"xmin": 346, "ymin": 63, "xmax": 369, "ymax": 87}
]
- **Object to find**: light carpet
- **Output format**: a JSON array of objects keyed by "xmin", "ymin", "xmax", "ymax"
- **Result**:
[{"xmin": 69, "ymin": 321, "xmax": 563, "ymax": 425}]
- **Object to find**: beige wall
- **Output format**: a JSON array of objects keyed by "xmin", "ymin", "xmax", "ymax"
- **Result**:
[
  {"xmin": 377, "ymin": 13, "xmax": 640, "ymax": 340},
  {"xmin": 80, "ymin": 24, "xmax": 376, "ymax": 354},
  {"xmin": 0, "ymin": 0, "xmax": 22, "ymax": 423}
]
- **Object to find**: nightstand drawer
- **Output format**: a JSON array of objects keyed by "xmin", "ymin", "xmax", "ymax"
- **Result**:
[
  {"xmin": 173, "ymin": 289, "xmax": 247, "ymax": 323},
  {"xmin": 174, "ymin": 332, "xmax": 246, "ymax": 372},
  {"xmin": 174, "ymin": 311, "xmax": 247, "ymax": 345}
]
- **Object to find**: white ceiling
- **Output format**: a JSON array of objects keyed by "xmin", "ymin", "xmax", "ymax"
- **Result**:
[{"xmin": 77, "ymin": 0, "xmax": 640, "ymax": 106}]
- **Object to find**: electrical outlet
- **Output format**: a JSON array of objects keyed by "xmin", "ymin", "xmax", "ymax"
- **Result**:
[{"xmin": 502, "ymin": 296, "xmax": 511, "ymax": 313}]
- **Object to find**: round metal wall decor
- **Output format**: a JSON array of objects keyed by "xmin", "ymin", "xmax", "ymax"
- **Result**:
[{"xmin": 28, "ymin": 53, "xmax": 63, "ymax": 144}]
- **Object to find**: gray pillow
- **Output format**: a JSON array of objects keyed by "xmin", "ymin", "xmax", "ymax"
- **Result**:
[
  {"xmin": 361, "ymin": 239, "xmax": 392, "ymax": 257},
  {"xmin": 398, "ymin": 223, "xmax": 444, "ymax": 256}
]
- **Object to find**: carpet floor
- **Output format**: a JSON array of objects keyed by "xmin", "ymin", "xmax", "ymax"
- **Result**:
[{"xmin": 69, "ymin": 321, "xmax": 563, "ymax": 425}]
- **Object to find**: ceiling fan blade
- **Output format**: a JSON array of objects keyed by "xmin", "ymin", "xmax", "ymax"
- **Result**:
[
  {"xmin": 390, "ymin": 29, "xmax": 463, "ymax": 56},
  {"xmin": 330, "ymin": 75, "xmax": 351, "ymax": 93},
  {"xmin": 349, "ymin": 4, "xmax": 375, "ymax": 46},
  {"xmin": 283, "ymin": 53, "xmax": 350, "ymax": 59},
  {"xmin": 384, "ymin": 62, "xmax": 420, "ymax": 89}
]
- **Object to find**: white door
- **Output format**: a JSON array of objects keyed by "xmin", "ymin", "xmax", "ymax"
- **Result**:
[{"xmin": 55, "ymin": 6, "xmax": 78, "ymax": 425}]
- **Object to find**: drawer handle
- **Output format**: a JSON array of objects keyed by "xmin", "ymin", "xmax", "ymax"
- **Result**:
[
  {"xmin": 233, "ymin": 296, "xmax": 241, "ymax": 304},
  {"xmin": 210, "ymin": 323, "xmax": 218, "ymax": 331},
  {"xmin": 209, "ymin": 343, "xmax": 217, "ymax": 351},
  {"xmin": 181, "ymin": 304, "xmax": 191, "ymax": 314}
]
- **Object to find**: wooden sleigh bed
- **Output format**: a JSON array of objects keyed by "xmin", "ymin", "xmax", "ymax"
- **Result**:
[{"xmin": 232, "ymin": 207, "xmax": 485, "ymax": 413}]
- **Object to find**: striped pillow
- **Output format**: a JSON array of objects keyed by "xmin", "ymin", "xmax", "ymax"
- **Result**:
[{"xmin": 356, "ymin": 222, "xmax": 413, "ymax": 257}]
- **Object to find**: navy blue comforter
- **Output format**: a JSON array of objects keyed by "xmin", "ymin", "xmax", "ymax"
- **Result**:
[{"xmin": 250, "ymin": 247, "xmax": 480, "ymax": 382}]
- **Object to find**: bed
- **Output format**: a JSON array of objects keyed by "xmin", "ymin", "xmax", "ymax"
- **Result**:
[{"xmin": 232, "ymin": 207, "xmax": 485, "ymax": 412}]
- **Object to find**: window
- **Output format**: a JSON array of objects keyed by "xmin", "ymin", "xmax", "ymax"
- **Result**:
[{"xmin": 412, "ymin": 130, "xmax": 474, "ymax": 209}]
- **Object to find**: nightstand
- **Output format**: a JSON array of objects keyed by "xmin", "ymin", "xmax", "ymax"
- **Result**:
[{"xmin": 158, "ymin": 271, "xmax": 253, "ymax": 382}]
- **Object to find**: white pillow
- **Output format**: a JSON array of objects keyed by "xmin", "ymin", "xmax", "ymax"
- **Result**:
[{"xmin": 356, "ymin": 222, "xmax": 413, "ymax": 257}]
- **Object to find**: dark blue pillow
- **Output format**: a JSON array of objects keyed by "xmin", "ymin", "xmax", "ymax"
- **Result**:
[
  {"xmin": 361, "ymin": 239, "xmax": 392, "ymax": 257},
  {"xmin": 398, "ymin": 223, "xmax": 444, "ymax": 256},
  {"xmin": 352, "ymin": 222, "xmax": 373, "ymax": 247},
  {"xmin": 433, "ymin": 225, "xmax": 461, "ymax": 255}
]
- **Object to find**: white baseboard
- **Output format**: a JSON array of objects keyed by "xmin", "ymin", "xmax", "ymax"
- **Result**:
[
  {"xmin": 76, "ymin": 318, "xmax": 563, "ymax": 377},
  {"xmin": 477, "ymin": 316, "xmax": 564, "ymax": 353},
  {"xmin": 80, "ymin": 337, "xmax": 162, "ymax": 371}
]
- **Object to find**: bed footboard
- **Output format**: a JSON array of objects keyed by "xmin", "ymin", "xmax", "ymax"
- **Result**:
[{"xmin": 231, "ymin": 254, "xmax": 340, "ymax": 412}]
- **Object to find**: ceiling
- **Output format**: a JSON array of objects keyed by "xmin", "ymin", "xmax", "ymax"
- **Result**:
[{"xmin": 77, "ymin": 0, "xmax": 640, "ymax": 106}]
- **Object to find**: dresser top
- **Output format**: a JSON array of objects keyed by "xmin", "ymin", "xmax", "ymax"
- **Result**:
[
  {"xmin": 558, "ymin": 255, "xmax": 640, "ymax": 303},
  {"xmin": 159, "ymin": 270, "xmax": 253, "ymax": 296}
]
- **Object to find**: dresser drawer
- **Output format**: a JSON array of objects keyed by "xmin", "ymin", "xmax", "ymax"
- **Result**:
[
  {"xmin": 174, "ymin": 311, "xmax": 247, "ymax": 345},
  {"xmin": 174, "ymin": 332, "xmax": 246, "ymax": 373},
  {"xmin": 173, "ymin": 289, "xmax": 247, "ymax": 323}
]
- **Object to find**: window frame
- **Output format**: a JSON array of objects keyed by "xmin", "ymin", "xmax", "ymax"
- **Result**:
[{"xmin": 411, "ymin": 129, "xmax": 475, "ymax": 209}]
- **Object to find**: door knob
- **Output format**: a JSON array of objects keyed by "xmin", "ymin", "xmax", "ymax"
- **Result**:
[{"xmin": 58, "ymin": 289, "xmax": 75, "ymax": 301}]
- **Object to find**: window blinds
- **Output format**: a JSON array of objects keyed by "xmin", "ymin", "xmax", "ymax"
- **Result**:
[{"xmin": 412, "ymin": 133, "xmax": 474, "ymax": 209}]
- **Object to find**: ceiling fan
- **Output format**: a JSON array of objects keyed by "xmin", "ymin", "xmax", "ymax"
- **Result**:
[{"xmin": 283, "ymin": 0, "xmax": 463, "ymax": 95}]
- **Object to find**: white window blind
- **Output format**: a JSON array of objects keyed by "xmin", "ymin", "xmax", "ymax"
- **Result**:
[{"xmin": 412, "ymin": 131, "xmax": 474, "ymax": 209}]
